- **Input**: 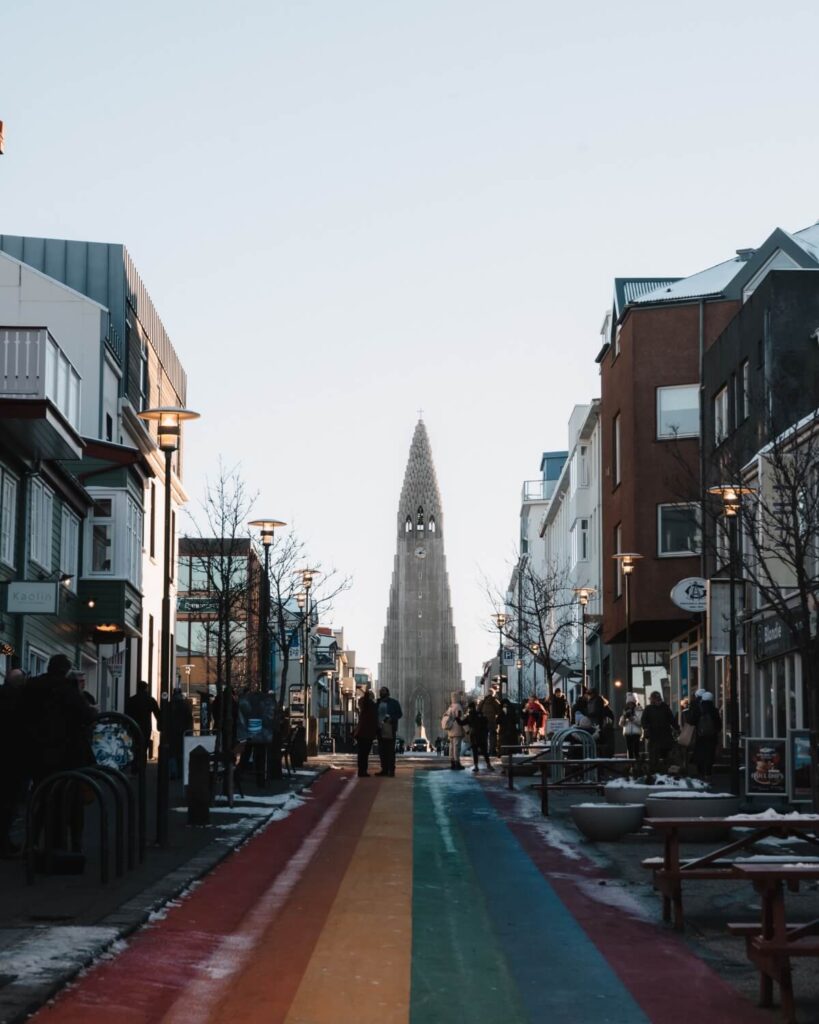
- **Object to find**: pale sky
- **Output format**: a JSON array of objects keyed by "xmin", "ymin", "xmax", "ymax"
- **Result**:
[{"xmin": 3, "ymin": 1, "xmax": 819, "ymax": 682}]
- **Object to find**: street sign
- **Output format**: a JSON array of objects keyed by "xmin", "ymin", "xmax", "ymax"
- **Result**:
[{"xmin": 177, "ymin": 596, "xmax": 219, "ymax": 613}]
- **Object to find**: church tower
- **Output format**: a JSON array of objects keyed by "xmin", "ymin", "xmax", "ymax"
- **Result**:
[{"xmin": 378, "ymin": 419, "xmax": 463, "ymax": 741}]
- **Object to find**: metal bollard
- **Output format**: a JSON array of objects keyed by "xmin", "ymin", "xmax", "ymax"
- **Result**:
[{"xmin": 187, "ymin": 745, "xmax": 211, "ymax": 826}]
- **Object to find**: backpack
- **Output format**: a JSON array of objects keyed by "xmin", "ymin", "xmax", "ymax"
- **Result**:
[
  {"xmin": 441, "ymin": 712, "xmax": 454, "ymax": 732},
  {"xmin": 697, "ymin": 710, "xmax": 717, "ymax": 739}
]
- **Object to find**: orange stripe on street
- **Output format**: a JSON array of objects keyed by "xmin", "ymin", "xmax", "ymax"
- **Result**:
[{"xmin": 283, "ymin": 773, "xmax": 414, "ymax": 1024}]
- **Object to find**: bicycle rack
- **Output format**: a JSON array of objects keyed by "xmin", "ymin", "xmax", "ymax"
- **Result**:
[{"xmin": 26, "ymin": 770, "xmax": 109, "ymax": 885}]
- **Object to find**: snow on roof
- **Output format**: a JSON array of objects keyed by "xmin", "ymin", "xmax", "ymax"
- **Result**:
[{"xmin": 633, "ymin": 256, "xmax": 744, "ymax": 305}]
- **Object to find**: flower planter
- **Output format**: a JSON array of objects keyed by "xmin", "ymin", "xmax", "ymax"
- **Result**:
[
  {"xmin": 570, "ymin": 803, "xmax": 645, "ymax": 842},
  {"xmin": 644, "ymin": 793, "xmax": 741, "ymax": 841},
  {"xmin": 605, "ymin": 784, "xmax": 667, "ymax": 805}
]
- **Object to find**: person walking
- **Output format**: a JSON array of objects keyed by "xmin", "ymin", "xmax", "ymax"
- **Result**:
[
  {"xmin": 497, "ymin": 698, "xmax": 519, "ymax": 761},
  {"xmin": 354, "ymin": 690, "xmax": 378, "ymax": 777},
  {"xmin": 619, "ymin": 693, "xmax": 643, "ymax": 761},
  {"xmin": 168, "ymin": 688, "xmax": 194, "ymax": 780},
  {"xmin": 479, "ymin": 687, "xmax": 502, "ymax": 756},
  {"xmin": 0, "ymin": 668, "xmax": 26, "ymax": 857},
  {"xmin": 522, "ymin": 695, "xmax": 548, "ymax": 748},
  {"xmin": 125, "ymin": 681, "xmax": 160, "ymax": 761},
  {"xmin": 463, "ymin": 700, "xmax": 493, "ymax": 773},
  {"xmin": 640, "ymin": 691, "xmax": 677, "ymax": 775},
  {"xmin": 375, "ymin": 687, "xmax": 402, "ymax": 777},
  {"xmin": 692, "ymin": 691, "xmax": 722, "ymax": 781},
  {"xmin": 442, "ymin": 695, "xmax": 465, "ymax": 770},
  {"xmin": 548, "ymin": 687, "xmax": 568, "ymax": 723}
]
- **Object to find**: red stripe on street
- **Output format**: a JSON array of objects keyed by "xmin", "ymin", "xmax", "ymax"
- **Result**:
[
  {"xmin": 483, "ymin": 784, "xmax": 771, "ymax": 1024},
  {"xmin": 33, "ymin": 771, "xmax": 376, "ymax": 1024}
]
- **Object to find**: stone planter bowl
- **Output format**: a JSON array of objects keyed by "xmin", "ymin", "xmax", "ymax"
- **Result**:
[
  {"xmin": 644, "ymin": 793, "xmax": 742, "ymax": 842},
  {"xmin": 570, "ymin": 803, "xmax": 645, "ymax": 842},
  {"xmin": 605, "ymin": 784, "xmax": 667, "ymax": 805}
]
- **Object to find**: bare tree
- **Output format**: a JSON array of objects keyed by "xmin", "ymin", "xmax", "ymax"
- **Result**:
[{"xmin": 486, "ymin": 556, "xmax": 577, "ymax": 697}]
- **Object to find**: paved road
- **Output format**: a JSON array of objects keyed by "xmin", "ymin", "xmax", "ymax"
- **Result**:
[{"xmin": 32, "ymin": 761, "xmax": 772, "ymax": 1023}]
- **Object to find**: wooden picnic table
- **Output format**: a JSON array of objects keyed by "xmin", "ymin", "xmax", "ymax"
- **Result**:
[
  {"xmin": 644, "ymin": 816, "xmax": 819, "ymax": 931},
  {"xmin": 730, "ymin": 863, "xmax": 819, "ymax": 1023},
  {"xmin": 506, "ymin": 757, "xmax": 636, "ymax": 815}
]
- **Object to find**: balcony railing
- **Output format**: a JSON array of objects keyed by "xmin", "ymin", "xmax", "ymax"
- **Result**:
[
  {"xmin": 0, "ymin": 327, "xmax": 81, "ymax": 432},
  {"xmin": 522, "ymin": 478, "xmax": 550, "ymax": 502}
]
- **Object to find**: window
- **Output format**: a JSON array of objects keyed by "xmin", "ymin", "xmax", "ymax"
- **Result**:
[
  {"xmin": 428, "ymin": 516, "xmax": 436, "ymax": 533},
  {"xmin": 29, "ymin": 479, "xmax": 54, "ymax": 570},
  {"xmin": 658, "ymin": 503, "xmax": 700, "ymax": 556},
  {"xmin": 571, "ymin": 518, "xmax": 589, "ymax": 565},
  {"xmin": 657, "ymin": 385, "xmax": 699, "ymax": 439},
  {"xmin": 28, "ymin": 647, "xmax": 48, "ymax": 677},
  {"xmin": 731, "ymin": 372, "xmax": 739, "ymax": 432},
  {"xmin": 126, "ymin": 496, "xmax": 143, "ymax": 588},
  {"xmin": 613, "ymin": 325, "xmax": 621, "ymax": 359},
  {"xmin": 188, "ymin": 621, "xmax": 210, "ymax": 657},
  {"xmin": 714, "ymin": 386, "xmax": 728, "ymax": 445},
  {"xmin": 741, "ymin": 360, "xmax": 750, "ymax": 421},
  {"xmin": 613, "ymin": 413, "xmax": 621, "ymax": 486},
  {"xmin": 416, "ymin": 506, "xmax": 424, "ymax": 532},
  {"xmin": 89, "ymin": 498, "xmax": 114, "ymax": 574},
  {"xmin": 405, "ymin": 516, "xmax": 412, "ymax": 534},
  {"xmin": 105, "ymin": 413, "xmax": 113, "ymax": 442},
  {"xmin": 715, "ymin": 515, "xmax": 730, "ymax": 569},
  {"xmin": 570, "ymin": 446, "xmax": 590, "ymax": 494},
  {"xmin": 149, "ymin": 482, "xmax": 156, "ymax": 558},
  {"xmin": 0, "ymin": 472, "xmax": 17, "ymax": 567},
  {"xmin": 59, "ymin": 507, "xmax": 79, "ymax": 591}
]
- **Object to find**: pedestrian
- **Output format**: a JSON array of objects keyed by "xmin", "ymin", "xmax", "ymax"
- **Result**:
[
  {"xmin": 354, "ymin": 690, "xmax": 378, "ymax": 777},
  {"xmin": 522, "ymin": 694, "xmax": 548, "ymax": 748},
  {"xmin": 442, "ymin": 694, "xmax": 465, "ymax": 770},
  {"xmin": 375, "ymin": 686, "xmax": 402, "ymax": 777},
  {"xmin": 497, "ymin": 697, "xmax": 519, "ymax": 758},
  {"xmin": 124, "ymin": 680, "xmax": 160, "ymax": 761},
  {"xmin": 548, "ymin": 687, "xmax": 568, "ymax": 723},
  {"xmin": 169, "ymin": 687, "xmax": 194, "ymax": 780},
  {"xmin": 640, "ymin": 691, "xmax": 677, "ymax": 775},
  {"xmin": 692, "ymin": 691, "xmax": 722, "ymax": 781},
  {"xmin": 463, "ymin": 700, "xmax": 493, "ymax": 773},
  {"xmin": 479, "ymin": 686, "xmax": 502, "ymax": 756},
  {"xmin": 587, "ymin": 691, "xmax": 615, "ymax": 756},
  {"xmin": 0, "ymin": 668, "xmax": 26, "ymax": 857},
  {"xmin": 619, "ymin": 693, "xmax": 643, "ymax": 761},
  {"xmin": 20, "ymin": 654, "xmax": 98, "ymax": 852},
  {"xmin": 572, "ymin": 695, "xmax": 594, "ymax": 731}
]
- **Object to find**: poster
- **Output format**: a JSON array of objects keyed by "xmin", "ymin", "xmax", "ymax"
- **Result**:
[
  {"xmin": 745, "ymin": 737, "xmax": 788, "ymax": 797},
  {"xmin": 789, "ymin": 729, "xmax": 812, "ymax": 803}
]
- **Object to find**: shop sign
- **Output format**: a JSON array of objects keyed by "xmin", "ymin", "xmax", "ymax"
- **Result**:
[
  {"xmin": 788, "ymin": 729, "xmax": 812, "ymax": 803},
  {"xmin": 177, "ymin": 596, "xmax": 219, "ymax": 614},
  {"xmin": 670, "ymin": 577, "xmax": 707, "ymax": 613},
  {"xmin": 6, "ymin": 581, "xmax": 58, "ymax": 614},
  {"xmin": 755, "ymin": 615, "xmax": 800, "ymax": 662},
  {"xmin": 745, "ymin": 737, "xmax": 788, "ymax": 797}
]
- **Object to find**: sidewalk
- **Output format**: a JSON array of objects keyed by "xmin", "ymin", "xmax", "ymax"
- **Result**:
[{"xmin": 0, "ymin": 761, "xmax": 325, "ymax": 1024}]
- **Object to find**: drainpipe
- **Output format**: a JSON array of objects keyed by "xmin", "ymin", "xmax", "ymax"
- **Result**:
[{"xmin": 698, "ymin": 299, "xmax": 709, "ymax": 694}]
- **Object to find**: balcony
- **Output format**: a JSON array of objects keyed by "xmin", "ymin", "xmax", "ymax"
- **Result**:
[
  {"xmin": 521, "ymin": 479, "xmax": 552, "ymax": 503},
  {"xmin": 0, "ymin": 327, "xmax": 83, "ymax": 459}
]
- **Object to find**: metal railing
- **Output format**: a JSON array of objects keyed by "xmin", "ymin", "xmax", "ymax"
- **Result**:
[{"xmin": 0, "ymin": 327, "xmax": 81, "ymax": 431}]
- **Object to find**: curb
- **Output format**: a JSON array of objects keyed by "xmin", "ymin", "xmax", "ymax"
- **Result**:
[{"xmin": 0, "ymin": 767, "xmax": 328, "ymax": 1024}]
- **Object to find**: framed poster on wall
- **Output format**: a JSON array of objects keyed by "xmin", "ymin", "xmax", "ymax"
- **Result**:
[
  {"xmin": 745, "ymin": 737, "xmax": 788, "ymax": 797},
  {"xmin": 788, "ymin": 729, "xmax": 812, "ymax": 803}
]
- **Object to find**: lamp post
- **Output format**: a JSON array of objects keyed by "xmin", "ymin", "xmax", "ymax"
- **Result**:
[
  {"xmin": 573, "ymin": 587, "xmax": 597, "ymax": 695},
  {"xmin": 611, "ymin": 555, "xmax": 641, "ymax": 701},
  {"xmin": 248, "ymin": 520, "xmax": 286, "ymax": 696},
  {"xmin": 708, "ymin": 485, "xmax": 751, "ymax": 796},
  {"xmin": 181, "ymin": 663, "xmax": 194, "ymax": 698},
  {"xmin": 493, "ymin": 612, "xmax": 508, "ymax": 697},
  {"xmin": 530, "ymin": 643, "xmax": 540, "ymax": 697},
  {"xmin": 137, "ymin": 405, "xmax": 199, "ymax": 847},
  {"xmin": 298, "ymin": 568, "xmax": 319, "ymax": 754}
]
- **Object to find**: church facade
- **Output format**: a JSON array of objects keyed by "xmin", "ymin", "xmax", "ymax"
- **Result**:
[{"xmin": 378, "ymin": 419, "xmax": 463, "ymax": 741}]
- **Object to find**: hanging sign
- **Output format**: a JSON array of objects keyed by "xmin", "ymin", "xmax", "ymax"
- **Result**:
[
  {"xmin": 670, "ymin": 577, "xmax": 707, "ymax": 613},
  {"xmin": 706, "ymin": 579, "xmax": 746, "ymax": 656},
  {"xmin": 6, "ymin": 582, "xmax": 58, "ymax": 614}
]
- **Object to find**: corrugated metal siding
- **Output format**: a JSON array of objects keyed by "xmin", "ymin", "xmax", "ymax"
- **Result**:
[
  {"xmin": 0, "ymin": 235, "xmax": 186, "ymax": 405},
  {"xmin": 623, "ymin": 279, "xmax": 678, "ymax": 303}
]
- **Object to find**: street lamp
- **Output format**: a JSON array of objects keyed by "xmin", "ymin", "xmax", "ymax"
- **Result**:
[
  {"xmin": 530, "ymin": 643, "xmax": 540, "ymax": 697},
  {"xmin": 493, "ymin": 612, "xmax": 508, "ymax": 697},
  {"xmin": 573, "ymin": 587, "xmax": 598, "ymax": 695},
  {"xmin": 298, "ymin": 568, "xmax": 320, "ymax": 754},
  {"xmin": 708, "ymin": 484, "xmax": 752, "ymax": 796},
  {"xmin": 248, "ymin": 519, "xmax": 286, "ymax": 696},
  {"xmin": 137, "ymin": 405, "xmax": 199, "ymax": 846},
  {"xmin": 181, "ymin": 663, "xmax": 194, "ymax": 697},
  {"xmin": 611, "ymin": 554, "xmax": 642, "ymax": 700}
]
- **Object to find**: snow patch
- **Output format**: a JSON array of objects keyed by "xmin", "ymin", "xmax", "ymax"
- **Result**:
[{"xmin": 574, "ymin": 879, "xmax": 654, "ymax": 921}]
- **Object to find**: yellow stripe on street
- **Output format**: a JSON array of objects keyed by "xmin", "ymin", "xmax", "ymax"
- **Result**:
[{"xmin": 284, "ymin": 774, "xmax": 414, "ymax": 1024}]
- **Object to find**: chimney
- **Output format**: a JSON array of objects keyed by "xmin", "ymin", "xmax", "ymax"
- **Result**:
[{"xmin": 735, "ymin": 248, "xmax": 755, "ymax": 262}]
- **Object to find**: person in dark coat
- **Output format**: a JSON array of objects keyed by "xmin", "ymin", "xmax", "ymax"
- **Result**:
[
  {"xmin": 497, "ymin": 698, "xmax": 519, "ymax": 757},
  {"xmin": 691, "ymin": 691, "xmax": 722, "ymax": 781},
  {"xmin": 463, "ymin": 700, "xmax": 493, "ymax": 773},
  {"xmin": 0, "ymin": 668, "xmax": 26, "ymax": 857},
  {"xmin": 479, "ymin": 688, "xmax": 502, "ymax": 755},
  {"xmin": 640, "ymin": 691, "xmax": 677, "ymax": 775},
  {"xmin": 548, "ymin": 688, "xmax": 568, "ymax": 722},
  {"xmin": 168, "ymin": 688, "xmax": 194, "ymax": 780},
  {"xmin": 354, "ymin": 690, "xmax": 378, "ymax": 777},
  {"xmin": 375, "ymin": 687, "xmax": 402, "ymax": 777},
  {"xmin": 124, "ymin": 680, "xmax": 160, "ymax": 760}
]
